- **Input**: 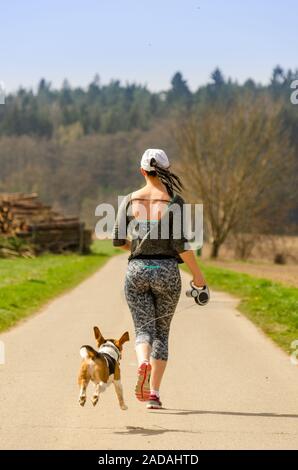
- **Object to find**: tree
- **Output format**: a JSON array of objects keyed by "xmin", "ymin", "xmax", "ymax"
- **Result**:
[
  {"xmin": 88, "ymin": 74, "xmax": 101, "ymax": 101},
  {"xmin": 243, "ymin": 78, "xmax": 256, "ymax": 91},
  {"xmin": 211, "ymin": 68, "xmax": 225, "ymax": 87},
  {"xmin": 271, "ymin": 65, "xmax": 285, "ymax": 86},
  {"xmin": 176, "ymin": 96, "xmax": 295, "ymax": 258},
  {"xmin": 37, "ymin": 78, "xmax": 51, "ymax": 95},
  {"xmin": 60, "ymin": 79, "xmax": 72, "ymax": 107},
  {"xmin": 167, "ymin": 72, "xmax": 192, "ymax": 105}
]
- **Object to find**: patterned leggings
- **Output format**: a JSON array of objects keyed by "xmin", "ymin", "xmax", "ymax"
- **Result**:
[{"xmin": 124, "ymin": 258, "xmax": 181, "ymax": 361}]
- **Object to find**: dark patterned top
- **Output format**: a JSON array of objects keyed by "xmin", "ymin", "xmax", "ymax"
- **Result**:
[{"xmin": 112, "ymin": 193, "xmax": 190, "ymax": 263}]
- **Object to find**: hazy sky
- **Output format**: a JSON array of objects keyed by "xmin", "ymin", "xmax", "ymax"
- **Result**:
[{"xmin": 1, "ymin": 0, "xmax": 297, "ymax": 93}]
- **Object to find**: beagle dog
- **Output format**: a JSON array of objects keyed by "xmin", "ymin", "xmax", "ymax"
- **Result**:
[{"xmin": 78, "ymin": 326, "xmax": 129, "ymax": 409}]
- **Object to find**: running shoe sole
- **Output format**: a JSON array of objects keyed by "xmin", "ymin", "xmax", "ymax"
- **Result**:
[
  {"xmin": 135, "ymin": 362, "xmax": 151, "ymax": 401},
  {"xmin": 147, "ymin": 401, "xmax": 163, "ymax": 409}
]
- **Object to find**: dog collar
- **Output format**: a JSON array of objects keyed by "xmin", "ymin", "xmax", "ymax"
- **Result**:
[{"xmin": 98, "ymin": 341, "xmax": 120, "ymax": 362}]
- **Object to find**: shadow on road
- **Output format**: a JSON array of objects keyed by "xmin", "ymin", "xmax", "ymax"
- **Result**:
[
  {"xmin": 152, "ymin": 409, "xmax": 298, "ymax": 419},
  {"xmin": 114, "ymin": 425, "xmax": 200, "ymax": 436}
]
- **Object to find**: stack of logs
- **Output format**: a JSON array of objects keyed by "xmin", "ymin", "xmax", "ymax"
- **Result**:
[{"xmin": 0, "ymin": 193, "xmax": 92, "ymax": 254}]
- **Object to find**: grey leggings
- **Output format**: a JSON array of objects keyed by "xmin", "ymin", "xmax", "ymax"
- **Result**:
[{"xmin": 124, "ymin": 258, "xmax": 181, "ymax": 361}]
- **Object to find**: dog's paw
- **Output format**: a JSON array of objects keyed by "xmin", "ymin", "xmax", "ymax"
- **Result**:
[
  {"xmin": 79, "ymin": 397, "xmax": 86, "ymax": 407},
  {"xmin": 120, "ymin": 404, "xmax": 128, "ymax": 410},
  {"xmin": 92, "ymin": 396, "xmax": 99, "ymax": 407}
]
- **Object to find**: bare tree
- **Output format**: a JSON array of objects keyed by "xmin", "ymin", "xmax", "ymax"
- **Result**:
[{"xmin": 176, "ymin": 96, "xmax": 295, "ymax": 258}]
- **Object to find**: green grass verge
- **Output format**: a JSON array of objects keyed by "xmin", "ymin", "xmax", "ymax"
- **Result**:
[
  {"xmin": 183, "ymin": 261, "xmax": 298, "ymax": 354},
  {"xmin": 0, "ymin": 240, "xmax": 121, "ymax": 332}
]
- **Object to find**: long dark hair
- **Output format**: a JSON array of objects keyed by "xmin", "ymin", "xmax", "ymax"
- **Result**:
[{"xmin": 145, "ymin": 157, "xmax": 184, "ymax": 198}]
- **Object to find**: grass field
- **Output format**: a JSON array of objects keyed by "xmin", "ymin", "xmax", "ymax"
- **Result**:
[
  {"xmin": 187, "ymin": 261, "xmax": 298, "ymax": 354},
  {"xmin": 0, "ymin": 240, "xmax": 121, "ymax": 332}
]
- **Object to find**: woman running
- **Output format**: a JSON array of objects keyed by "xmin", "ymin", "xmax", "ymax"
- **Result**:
[{"xmin": 112, "ymin": 149, "xmax": 206, "ymax": 409}]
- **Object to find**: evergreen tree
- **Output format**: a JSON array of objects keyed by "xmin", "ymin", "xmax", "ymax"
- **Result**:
[
  {"xmin": 211, "ymin": 68, "xmax": 225, "ymax": 86},
  {"xmin": 167, "ymin": 72, "xmax": 192, "ymax": 106}
]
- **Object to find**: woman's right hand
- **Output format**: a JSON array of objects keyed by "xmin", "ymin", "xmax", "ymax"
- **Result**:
[{"xmin": 192, "ymin": 274, "xmax": 206, "ymax": 288}]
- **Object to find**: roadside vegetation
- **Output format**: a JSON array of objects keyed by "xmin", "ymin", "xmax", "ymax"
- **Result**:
[{"xmin": 186, "ymin": 261, "xmax": 298, "ymax": 354}]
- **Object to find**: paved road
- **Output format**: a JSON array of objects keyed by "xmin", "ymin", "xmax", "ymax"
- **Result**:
[{"xmin": 0, "ymin": 255, "xmax": 297, "ymax": 449}]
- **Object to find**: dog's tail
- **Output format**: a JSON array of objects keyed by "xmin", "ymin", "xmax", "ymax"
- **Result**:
[{"xmin": 80, "ymin": 345, "xmax": 98, "ymax": 360}]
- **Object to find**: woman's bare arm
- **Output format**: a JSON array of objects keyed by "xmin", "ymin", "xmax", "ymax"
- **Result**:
[{"xmin": 179, "ymin": 250, "xmax": 206, "ymax": 287}]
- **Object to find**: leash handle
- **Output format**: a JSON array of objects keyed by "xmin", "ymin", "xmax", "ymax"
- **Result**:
[
  {"xmin": 190, "ymin": 280, "xmax": 207, "ymax": 290},
  {"xmin": 186, "ymin": 281, "xmax": 210, "ymax": 305}
]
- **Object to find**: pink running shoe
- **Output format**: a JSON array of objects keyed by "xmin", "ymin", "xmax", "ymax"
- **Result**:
[
  {"xmin": 135, "ymin": 362, "xmax": 151, "ymax": 401},
  {"xmin": 146, "ymin": 393, "xmax": 163, "ymax": 409}
]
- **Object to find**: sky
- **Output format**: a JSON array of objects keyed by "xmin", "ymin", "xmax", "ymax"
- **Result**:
[{"xmin": 0, "ymin": 0, "xmax": 297, "ymax": 93}]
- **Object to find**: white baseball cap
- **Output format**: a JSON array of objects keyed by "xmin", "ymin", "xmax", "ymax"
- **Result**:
[{"xmin": 140, "ymin": 149, "xmax": 170, "ymax": 171}]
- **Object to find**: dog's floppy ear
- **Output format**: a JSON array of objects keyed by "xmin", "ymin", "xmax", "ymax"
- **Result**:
[
  {"xmin": 93, "ymin": 326, "xmax": 105, "ymax": 344},
  {"xmin": 118, "ymin": 331, "xmax": 130, "ymax": 345}
]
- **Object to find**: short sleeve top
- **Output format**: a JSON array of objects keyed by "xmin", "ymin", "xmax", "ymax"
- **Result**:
[{"xmin": 112, "ymin": 193, "xmax": 190, "ymax": 263}]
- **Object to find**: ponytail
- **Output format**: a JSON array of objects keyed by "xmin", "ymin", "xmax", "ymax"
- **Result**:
[{"xmin": 148, "ymin": 158, "xmax": 184, "ymax": 198}]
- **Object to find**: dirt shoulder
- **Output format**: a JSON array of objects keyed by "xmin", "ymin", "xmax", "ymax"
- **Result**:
[{"xmin": 205, "ymin": 259, "xmax": 298, "ymax": 288}]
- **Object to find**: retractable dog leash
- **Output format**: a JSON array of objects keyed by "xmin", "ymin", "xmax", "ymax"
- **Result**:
[
  {"xmin": 141, "ymin": 282, "xmax": 210, "ymax": 328},
  {"xmin": 185, "ymin": 281, "xmax": 210, "ymax": 306}
]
